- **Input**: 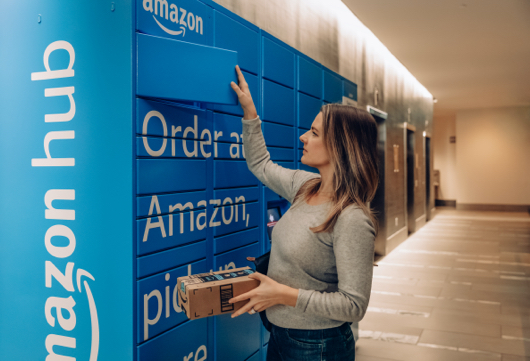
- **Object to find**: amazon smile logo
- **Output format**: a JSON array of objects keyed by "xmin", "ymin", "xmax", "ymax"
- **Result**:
[{"xmin": 143, "ymin": 0, "xmax": 204, "ymax": 37}]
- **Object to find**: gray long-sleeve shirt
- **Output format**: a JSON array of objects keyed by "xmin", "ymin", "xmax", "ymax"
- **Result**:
[{"xmin": 242, "ymin": 116, "xmax": 375, "ymax": 330}]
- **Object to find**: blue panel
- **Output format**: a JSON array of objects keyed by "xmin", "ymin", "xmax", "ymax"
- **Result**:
[
  {"xmin": 137, "ymin": 0, "xmax": 213, "ymax": 46},
  {"xmin": 137, "ymin": 33, "xmax": 238, "ymax": 104},
  {"xmin": 213, "ymin": 112, "xmax": 243, "ymax": 143},
  {"xmin": 215, "ymin": 161, "xmax": 259, "ymax": 188},
  {"xmin": 262, "ymin": 80, "xmax": 295, "ymax": 126},
  {"xmin": 262, "ymin": 37, "xmax": 295, "ymax": 88},
  {"xmin": 211, "ymin": 71, "xmax": 259, "ymax": 116},
  {"xmin": 0, "ymin": 2, "xmax": 134, "ymax": 360},
  {"xmin": 214, "ymin": 227, "xmax": 260, "ymax": 254},
  {"xmin": 137, "ymin": 136, "xmax": 213, "ymax": 159},
  {"xmin": 215, "ymin": 142, "xmax": 245, "ymax": 160},
  {"xmin": 344, "ymin": 79, "xmax": 358, "ymax": 101},
  {"xmin": 262, "ymin": 122, "xmax": 294, "ymax": 148},
  {"xmin": 214, "ymin": 202, "xmax": 259, "ymax": 237},
  {"xmin": 298, "ymin": 92, "xmax": 322, "ymax": 129},
  {"xmin": 268, "ymin": 147, "xmax": 295, "ymax": 161},
  {"xmin": 214, "ymin": 243, "xmax": 260, "ymax": 273},
  {"xmin": 137, "ymin": 191, "xmax": 207, "ymax": 218},
  {"xmin": 277, "ymin": 161, "xmax": 295, "ymax": 170},
  {"xmin": 137, "ymin": 159, "xmax": 207, "ymax": 195},
  {"xmin": 137, "ymin": 210, "xmax": 207, "ymax": 256},
  {"xmin": 214, "ymin": 187, "xmax": 260, "ymax": 203},
  {"xmin": 137, "ymin": 98, "xmax": 212, "ymax": 137},
  {"xmin": 138, "ymin": 318, "xmax": 208, "ymax": 361},
  {"xmin": 137, "ymin": 241, "xmax": 207, "ymax": 278},
  {"xmin": 247, "ymin": 350, "xmax": 261, "ymax": 361},
  {"xmin": 214, "ymin": 10, "xmax": 259, "ymax": 74},
  {"xmin": 298, "ymin": 56, "xmax": 322, "ymax": 98},
  {"xmin": 137, "ymin": 260, "xmax": 208, "ymax": 343},
  {"xmin": 323, "ymin": 70, "xmax": 343, "ymax": 103},
  {"xmin": 264, "ymin": 187, "xmax": 282, "ymax": 202},
  {"xmin": 216, "ymin": 312, "xmax": 261, "ymax": 361}
]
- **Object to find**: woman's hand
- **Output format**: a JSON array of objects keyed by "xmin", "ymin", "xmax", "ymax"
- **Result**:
[
  {"xmin": 229, "ymin": 272, "xmax": 299, "ymax": 318},
  {"xmin": 230, "ymin": 65, "xmax": 258, "ymax": 120}
]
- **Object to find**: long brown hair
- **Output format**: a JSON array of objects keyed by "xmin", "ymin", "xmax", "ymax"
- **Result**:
[{"xmin": 294, "ymin": 104, "xmax": 379, "ymax": 233}]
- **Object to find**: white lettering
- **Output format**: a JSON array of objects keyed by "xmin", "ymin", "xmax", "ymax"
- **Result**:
[
  {"xmin": 171, "ymin": 125, "xmax": 182, "ymax": 156},
  {"xmin": 45, "ymin": 225, "xmax": 76, "ymax": 258},
  {"xmin": 168, "ymin": 202, "xmax": 194, "ymax": 235},
  {"xmin": 143, "ymin": 0, "xmax": 153, "ymax": 13},
  {"xmin": 187, "ymin": 12, "xmax": 195, "ymax": 31},
  {"xmin": 196, "ymin": 16, "xmax": 203, "ymax": 35},
  {"xmin": 222, "ymin": 197, "xmax": 234, "ymax": 224},
  {"xmin": 31, "ymin": 41, "xmax": 75, "ymax": 81},
  {"xmin": 230, "ymin": 132, "xmax": 240, "ymax": 158},
  {"xmin": 235, "ymin": 196, "xmax": 246, "ymax": 221},
  {"xmin": 170, "ymin": 4, "xmax": 178, "ymax": 23},
  {"xmin": 196, "ymin": 200, "xmax": 207, "ymax": 231},
  {"xmin": 200, "ymin": 129, "xmax": 211, "ymax": 158},
  {"xmin": 183, "ymin": 115, "xmax": 198, "ymax": 157},
  {"xmin": 45, "ymin": 334, "xmax": 76, "ymax": 361},
  {"xmin": 179, "ymin": 8, "xmax": 188, "ymax": 28},
  {"xmin": 32, "ymin": 131, "xmax": 75, "ymax": 167},
  {"xmin": 45, "ymin": 296, "xmax": 76, "ymax": 331},
  {"xmin": 45, "ymin": 189, "xmax": 75, "ymax": 221},
  {"xmin": 44, "ymin": 87, "xmax": 75, "ymax": 123},
  {"xmin": 144, "ymin": 290, "xmax": 162, "ymax": 340},
  {"xmin": 214, "ymin": 131, "xmax": 222, "ymax": 158},
  {"xmin": 143, "ymin": 196, "xmax": 166, "ymax": 242},
  {"xmin": 143, "ymin": 111, "xmax": 167, "ymax": 157},
  {"xmin": 209, "ymin": 199, "xmax": 221, "ymax": 227},
  {"xmin": 45, "ymin": 261, "xmax": 74, "ymax": 292},
  {"xmin": 155, "ymin": 0, "xmax": 169, "ymax": 19}
]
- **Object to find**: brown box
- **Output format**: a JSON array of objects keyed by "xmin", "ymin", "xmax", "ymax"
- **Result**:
[{"xmin": 177, "ymin": 266, "xmax": 259, "ymax": 320}]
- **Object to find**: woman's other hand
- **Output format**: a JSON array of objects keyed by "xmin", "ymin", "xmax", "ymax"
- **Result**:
[
  {"xmin": 230, "ymin": 65, "xmax": 258, "ymax": 120},
  {"xmin": 228, "ymin": 272, "xmax": 299, "ymax": 318}
]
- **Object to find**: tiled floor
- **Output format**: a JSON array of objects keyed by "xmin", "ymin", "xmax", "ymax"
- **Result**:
[{"xmin": 356, "ymin": 208, "xmax": 530, "ymax": 361}]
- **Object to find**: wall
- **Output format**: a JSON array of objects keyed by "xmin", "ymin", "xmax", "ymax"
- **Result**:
[
  {"xmin": 214, "ymin": 0, "xmax": 434, "ymax": 250},
  {"xmin": 433, "ymin": 114, "xmax": 457, "ymax": 201},
  {"xmin": 456, "ymin": 106, "xmax": 530, "ymax": 206}
]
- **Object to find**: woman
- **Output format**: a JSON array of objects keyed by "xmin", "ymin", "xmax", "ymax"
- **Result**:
[{"xmin": 228, "ymin": 65, "xmax": 378, "ymax": 361}]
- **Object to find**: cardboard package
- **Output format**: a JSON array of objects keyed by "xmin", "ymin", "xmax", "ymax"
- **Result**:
[{"xmin": 177, "ymin": 266, "xmax": 260, "ymax": 320}]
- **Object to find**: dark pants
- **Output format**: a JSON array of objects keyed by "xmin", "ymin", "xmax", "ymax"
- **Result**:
[{"xmin": 266, "ymin": 322, "xmax": 355, "ymax": 361}]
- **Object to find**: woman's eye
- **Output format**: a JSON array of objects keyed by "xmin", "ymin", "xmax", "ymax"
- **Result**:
[{"xmin": 312, "ymin": 132, "xmax": 317, "ymax": 136}]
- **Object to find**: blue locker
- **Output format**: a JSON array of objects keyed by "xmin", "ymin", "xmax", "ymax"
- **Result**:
[
  {"xmin": 298, "ymin": 129, "xmax": 307, "ymax": 149},
  {"xmin": 215, "ymin": 142, "xmax": 245, "ymax": 160},
  {"xmin": 262, "ymin": 79, "xmax": 295, "ymax": 126},
  {"xmin": 137, "ymin": 191, "xmax": 207, "ymax": 217},
  {"xmin": 268, "ymin": 146, "xmax": 295, "ymax": 162},
  {"xmin": 137, "ymin": 260, "xmax": 208, "ymax": 343},
  {"xmin": 137, "ymin": 159, "xmax": 207, "ymax": 195},
  {"xmin": 212, "ymin": 71, "xmax": 259, "ymax": 116},
  {"xmin": 213, "ymin": 112, "xmax": 244, "ymax": 143},
  {"xmin": 323, "ymin": 69, "xmax": 343, "ymax": 103},
  {"xmin": 262, "ymin": 122, "xmax": 294, "ymax": 148},
  {"xmin": 136, "ymin": 0, "xmax": 214, "ymax": 46},
  {"xmin": 262, "ymin": 36, "xmax": 295, "ymax": 88},
  {"xmin": 214, "ymin": 187, "xmax": 260, "ymax": 204},
  {"xmin": 137, "ymin": 33, "xmax": 238, "ymax": 104},
  {"xmin": 298, "ymin": 92, "xmax": 322, "ymax": 129},
  {"xmin": 137, "ymin": 241, "xmax": 207, "ymax": 278},
  {"xmin": 246, "ymin": 350, "xmax": 261, "ymax": 361},
  {"xmin": 213, "ymin": 202, "xmax": 259, "ymax": 236},
  {"xmin": 215, "ymin": 161, "xmax": 259, "ymax": 188},
  {"xmin": 214, "ymin": 10, "xmax": 259, "ymax": 74},
  {"xmin": 298, "ymin": 56, "xmax": 322, "ymax": 98},
  {"xmin": 214, "ymin": 227, "xmax": 260, "ymax": 254},
  {"xmin": 138, "ymin": 319, "xmax": 208, "ymax": 361}
]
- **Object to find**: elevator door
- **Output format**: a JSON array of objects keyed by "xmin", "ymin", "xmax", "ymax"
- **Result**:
[{"xmin": 407, "ymin": 129, "xmax": 415, "ymax": 234}]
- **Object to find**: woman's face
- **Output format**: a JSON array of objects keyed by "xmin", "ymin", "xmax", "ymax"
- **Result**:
[{"xmin": 299, "ymin": 112, "xmax": 330, "ymax": 168}]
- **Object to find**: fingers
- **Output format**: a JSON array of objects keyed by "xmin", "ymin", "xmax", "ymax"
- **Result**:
[
  {"xmin": 246, "ymin": 257, "xmax": 256, "ymax": 261},
  {"xmin": 231, "ymin": 301, "xmax": 260, "ymax": 318},
  {"xmin": 230, "ymin": 81, "xmax": 243, "ymax": 97},
  {"xmin": 235, "ymin": 65, "xmax": 249, "ymax": 90},
  {"xmin": 228, "ymin": 289, "xmax": 253, "ymax": 304}
]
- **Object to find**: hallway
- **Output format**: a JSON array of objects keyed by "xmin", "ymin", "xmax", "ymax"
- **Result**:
[{"xmin": 357, "ymin": 209, "xmax": 530, "ymax": 361}]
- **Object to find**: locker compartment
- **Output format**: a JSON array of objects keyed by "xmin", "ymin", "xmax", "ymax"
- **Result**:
[
  {"xmin": 214, "ymin": 186, "xmax": 260, "ymax": 204},
  {"xmin": 137, "ymin": 240, "xmax": 207, "ymax": 278},
  {"xmin": 214, "ymin": 242, "xmax": 260, "ymax": 273},
  {"xmin": 137, "ymin": 317, "xmax": 208, "ymax": 361},
  {"xmin": 215, "ymin": 141, "xmax": 245, "ymax": 160},
  {"xmin": 262, "ymin": 37, "xmax": 295, "ymax": 88},
  {"xmin": 214, "ymin": 10, "xmax": 259, "ymax": 74},
  {"xmin": 298, "ymin": 92, "xmax": 322, "ymax": 129},
  {"xmin": 214, "ymin": 227, "xmax": 260, "ymax": 254},
  {"xmin": 137, "ymin": 159, "xmax": 207, "ymax": 195},
  {"xmin": 211, "ymin": 71, "xmax": 259, "ymax": 116},
  {"xmin": 262, "ymin": 80, "xmax": 295, "ymax": 126},
  {"xmin": 136, "ymin": 0, "xmax": 213, "ymax": 47},
  {"xmin": 137, "ymin": 211, "xmax": 207, "ymax": 256},
  {"xmin": 262, "ymin": 122, "xmax": 294, "ymax": 148},
  {"xmin": 137, "ymin": 259, "xmax": 208, "ymax": 343},
  {"xmin": 137, "ymin": 98, "xmax": 212, "ymax": 138},
  {"xmin": 276, "ymin": 161, "xmax": 295, "ymax": 170},
  {"xmin": 137, "ymin": 33, "xmax": 238, "ymax": 104},
  {"xmin": 215, "ymin": 312, "xmax": 260, "ymax": 361},
  {"xmin": 268, "ymin": 146, "xmax": 295, "ymax": 162},
  {"xmin": 323, "ymin": 70, "xmax": 343, "ymax": 103},
  {"xmin": 137, "ymin": 136, "xmax": 213, "ymax": 159},
  {"xmin": 344, "ymin": 79, "xmax": 358, "ymax": 101},
  {"xmin": 137, "ymin": 190, "xmax": 208, "ymax": 218},
  {"xmin": 298, "ymin": 56, "xmax": 322, "ymax": 98},
  {"xmin": 213, "ymin": 201, "xmax": 259, "ymax": 237},
  {"xmin": 213, "ymin": 112, "xmax": 244, "ymax": 143},
  {"xmin": 246, "ymin": 350, "xmax": 261, "ymax": 361},
  {"xmin": 215, "ymin": 161, "xmax": 259, "ymax": 188}
]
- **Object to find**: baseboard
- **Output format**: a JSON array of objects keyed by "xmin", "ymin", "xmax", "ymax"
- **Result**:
[
  {"xmin": 385, "ymin": 227, "xmax": 408, "ymax": 255},
  {"xmin": 435, "ymin": 199, "xmax": 456, "ymax": 207},
  {"xmin": 457, "ymin": 203, "xmax": 530, "ymax": 213},
  {"xmin": 415, "ymin": 214, "xmax": 426, "ymax": 230}
]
